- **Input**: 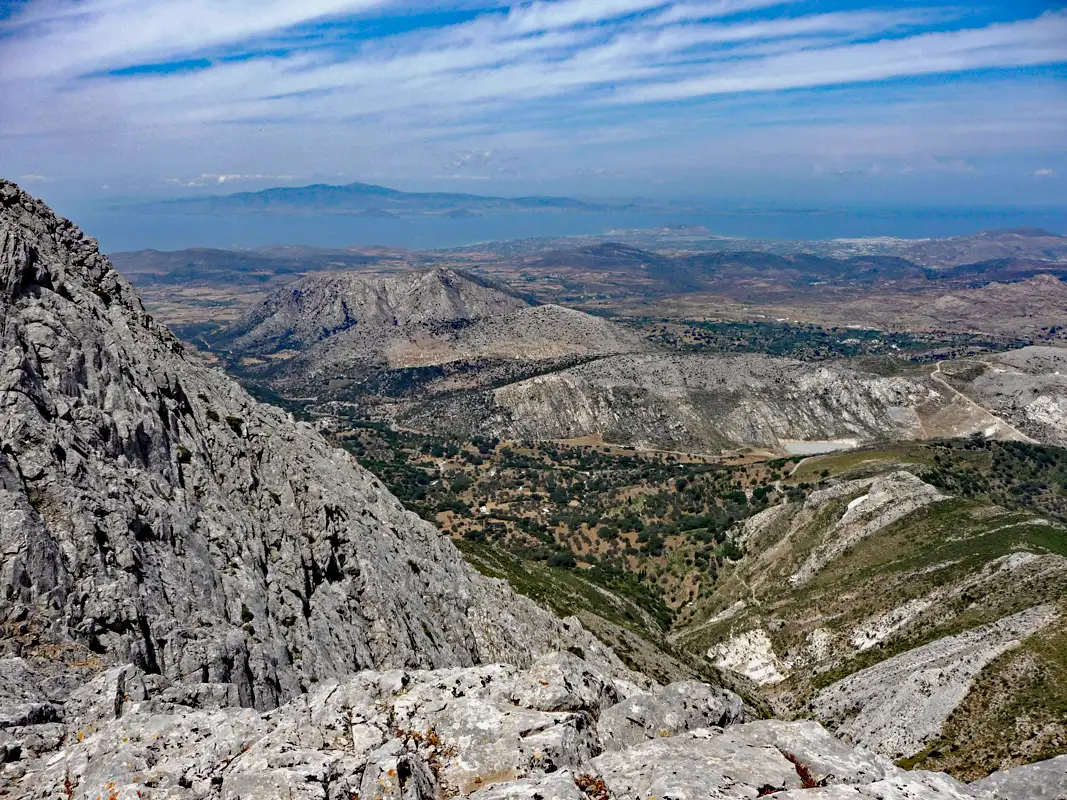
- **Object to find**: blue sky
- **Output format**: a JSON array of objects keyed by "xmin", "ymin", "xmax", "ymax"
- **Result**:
[{"xmin": 2, "ymin": 0, "xmax": 1065, "ymax": 211}]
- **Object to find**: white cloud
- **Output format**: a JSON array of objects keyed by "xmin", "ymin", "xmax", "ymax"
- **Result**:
[
  {"xmin": 1033, "ymin": 168, "xmax": 1057, "ymax": 177},
  {"xmin": 164, "ymin": 173, "xmax": 296, "ymax": 187},
  {"xmin": 613, "ymin": 12, "xmax": 1067, "ymax": 103},
  {"xmin": 0, "ymin": 0, "xmax": 394, "ymax": 80},
  {"xmin": 19, "ymin": 173, "xmax": 55, "ymax": 183}
]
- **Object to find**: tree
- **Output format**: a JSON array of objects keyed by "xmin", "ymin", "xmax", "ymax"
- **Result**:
[{"xmin": 548, "ymin": 550, "xmax": 577, "ymax": 569}]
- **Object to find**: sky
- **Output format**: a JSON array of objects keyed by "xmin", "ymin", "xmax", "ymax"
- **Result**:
[{"xmin": 2, "ymin": 0, "xmax": 1066, "ymax": 219}]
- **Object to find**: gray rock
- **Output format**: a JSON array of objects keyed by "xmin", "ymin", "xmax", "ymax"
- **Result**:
[
  {"xmin": 590, "ymin": 727, "xmax": 803, "ymax": 798},
  {"xmin": 5, "ymin": 657, "xmax": 1038, "ymax": 800},
  {"xmin": 359, "ymin": 739, "xmax": 438, "ymax": 800},
  {"xmin": 0, "ymin": 702, "xmax": 58, "ymax": 729},
  {"xmin": 720, "ymin": 720, "xmax": 897, "ymax": 786},
  {"xmin": 773, "ymin": 772, "xmax": 979, "ymax": 799},
  {"xmin": 505, "ymin": 650, "xmax": 620, "ymax": 716},
  {"xmin": 63, "ymin": 664, "xmax": 148, "ymax": 725},
  {"xmin": 597, "ymin": 679, "xmax": 743, "ymax": 751},
  {"xmin": 385, "ymin": 663, "xmax": 603, "ymax": 794},
  {"xmin": 813, "ymin": 605, "xmax": 1059, "ymax": 759},
  {"xmin": 971, "ymin": 753, "xmax": 1067, "ymax": 799},
  {"xmin": 467, "ymin": 769, "xmax": 586, "ymax": 800}
]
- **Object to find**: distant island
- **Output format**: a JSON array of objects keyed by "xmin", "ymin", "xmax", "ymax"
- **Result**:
[{"xmin": 136, "ymin": 181, "xmax": 649, "ymax": 217}]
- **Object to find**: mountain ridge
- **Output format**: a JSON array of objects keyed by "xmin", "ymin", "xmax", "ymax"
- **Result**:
[{"xmin": 212, "ymin": 267, "xmax": 648, "ymax": 389}]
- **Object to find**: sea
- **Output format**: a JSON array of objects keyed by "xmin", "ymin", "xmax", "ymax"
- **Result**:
[{"xmin": 74, "ymin": 205, "xmax": 1067, "ymax": 253}]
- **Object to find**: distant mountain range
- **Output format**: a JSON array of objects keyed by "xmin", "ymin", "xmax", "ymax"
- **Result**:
[{"xmin": 136, "ymin": 181, "xmax": 641, "ymax": 217}]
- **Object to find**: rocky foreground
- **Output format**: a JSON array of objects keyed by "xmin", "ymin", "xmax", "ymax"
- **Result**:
[{"xmin": 5, "ymin": 651, "xmax": 1064, "ymax": 799}]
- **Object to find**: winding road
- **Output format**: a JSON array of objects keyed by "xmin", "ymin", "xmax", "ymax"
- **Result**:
[{"xmin": 930, "ymin": 360, "xmax": 1037, "ymax": 444}]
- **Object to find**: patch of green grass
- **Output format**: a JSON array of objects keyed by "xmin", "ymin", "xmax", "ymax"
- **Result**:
[
  {"xmin": 788, "ymin": 443, "xmax": 936, "ymax": 481},
  {"xmin": 455, "ymin": 538, "xmax": 673, "ymax": 633}
]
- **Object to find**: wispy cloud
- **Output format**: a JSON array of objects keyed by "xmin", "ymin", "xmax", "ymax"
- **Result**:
[
  {"xmin": 164, "ymin": 173, "xmax": 296, "ymax": 187},
  {"xmin": 613, "ymin": 12, "xmax": 1067, "ymax": 103},
  {"xmin": 1, "ymin": 0, "xmax": 392, "ymax": 80}
]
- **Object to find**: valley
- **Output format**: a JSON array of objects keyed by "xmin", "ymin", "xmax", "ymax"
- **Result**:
[
  {"xmin": 262, "ymin": 382, "xmax": 1067, "ymax": 779},
  {"xmin": 119, "ymin": 222, "xmax": 1067, "ymax": 782}
]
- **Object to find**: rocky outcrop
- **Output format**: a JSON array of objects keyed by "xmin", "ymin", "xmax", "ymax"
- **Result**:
[
  {"xmin": 710, "ymin": 628, "xmax": 790, "ymax": 685},
  {"xmin": 6, "ymin": 651, "xmax": 1045, "ymax": 800},
  {"xmin": 971, "ymin": 753, "xmax": 1067, "ymax": 799},
  {"xmin": 813, "ymin": 605, "xmax": 1060, "ymax": 759},
  {"xmin": 459, "ymin": 353, "xmax": 941, "ymax": 453},
  {"xmin": 0, "ymin": 179, "xmax": 630, "ymax": 714}
]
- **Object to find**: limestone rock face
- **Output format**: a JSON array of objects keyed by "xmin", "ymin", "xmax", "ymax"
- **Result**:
[
  {"xmin": 458, "ymin": 353, "xmax": 945, "ymax": 453},
  {"xmin": 0, "ymin": 179, "xmax": 626, "ymax": 713},
  {"xmin": 971, "ymin": 754, "xmax": 1067, "ymax": 800},
  {"xmin": 6, "ymin": 653, "xmax": 1045, "ymax": 800},
  {"xmin": 597, "ymin": 680, "xmax": 743, "ymax": 751}
]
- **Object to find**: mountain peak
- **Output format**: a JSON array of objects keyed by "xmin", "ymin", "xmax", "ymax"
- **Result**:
[
  {"xmin": 1, "ymin": 179, "xmax": 141, "ymax": 317},
  {"xmin": 220, "ymin": 265, "xmax": 532, "ymax": 355}
]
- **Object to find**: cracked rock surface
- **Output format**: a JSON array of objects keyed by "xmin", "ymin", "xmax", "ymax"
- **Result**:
[{"xmin": 6, "ymin": 653, "xmax": 1053, "ymax": 800}]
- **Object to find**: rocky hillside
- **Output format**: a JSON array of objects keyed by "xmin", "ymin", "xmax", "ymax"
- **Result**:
[
  {"xmin": 213, "ymin": 267, "xmax": 646, "ymax": 389},
  {"xmin": 407, "ymin": 352, "xmax": 1022, "ymax": 454},
  {"xmin": 939, "ymin": 346, "xmax": 1067, "ymax": 447},
  {"xmin": 0, "ymin": 179, "xmax": 632, "ymax": 716},
  {"xmin": 677, "ymin": 441, "xmax": 1067, "ymax": 779},
  {"xmin": 221, "ymin": 267, "xmax": 529, "ymax": 355}
]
